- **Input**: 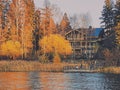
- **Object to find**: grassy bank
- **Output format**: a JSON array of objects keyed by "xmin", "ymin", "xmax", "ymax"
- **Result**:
[
  {"xmin": 97, "ymin": 67, "xmax": 120, "ymax": 74},
  {"xmin": 0, "ymin": 60, "xmax": 120, "ymax": 74},
  {"xmin": 0, "ymin": 60, "xmax": 86, "ymax": 72}
]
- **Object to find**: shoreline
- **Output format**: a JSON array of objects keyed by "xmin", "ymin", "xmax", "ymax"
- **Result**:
[
  {"xmin": 97, "ymin": 67, "xmax": 120, "ymax": 74},
  {"xmin": 0, "ymin": 60, "xmax": 119, "ymax": 74}
]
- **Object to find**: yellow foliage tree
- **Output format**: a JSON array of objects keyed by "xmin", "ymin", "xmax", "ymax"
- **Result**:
[
  {"xmin": 39, "ymin": 34, "xmax": 72, "ymax": 63},
  {"xmin": 0, "ymin": 40, "xmax": 23, "ymax": 59},
  {"xmin": 115, "ymin": 22, "xmax": 120, "ymax": 46},
  {"xmin": 7, "ymin": 0, "xmax": 34, "ymax": 58}
]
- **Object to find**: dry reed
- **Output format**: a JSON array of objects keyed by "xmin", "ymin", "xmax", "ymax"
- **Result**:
[{"xmin": 97, "ymin": 67, "xmax": 120, "ymax": 74}]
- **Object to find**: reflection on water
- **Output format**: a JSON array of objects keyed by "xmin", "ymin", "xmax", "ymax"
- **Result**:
[
  {"xmin": 0, "ymin": 72, "xmax": 29, "ymax": 90},
  {"xmin": 0, "ymin": 72, "xmax": 120, "ymax": 90},
  {"xmin": 39, "ymin": 72, "xmax": 67, "ymax": 90},
  {"xmin": 29, "ymin": 72, "xmax": 41, "ymax": 90}
]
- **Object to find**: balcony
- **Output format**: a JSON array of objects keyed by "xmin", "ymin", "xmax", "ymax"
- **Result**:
[{"xmin": 66, "ymin": 38, "xmax": 84, "ymax": 41}]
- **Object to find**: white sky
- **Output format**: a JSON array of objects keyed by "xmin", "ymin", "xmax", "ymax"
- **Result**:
[{"xmin": 34, "ymin": 0, "xmax": 116, "ymax": 28}]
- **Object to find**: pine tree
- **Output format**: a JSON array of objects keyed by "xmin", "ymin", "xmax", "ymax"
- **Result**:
[
  {"xmin": 100, "ymin": 0, "xmax": 115, "ymax": 32},
  {"xmin": 98, "ymin": 0, "xmax": 116, "ymax": 57},
  {"xmin": 99, "ymin": 0, "xmax": 116, "ymax": 49}
]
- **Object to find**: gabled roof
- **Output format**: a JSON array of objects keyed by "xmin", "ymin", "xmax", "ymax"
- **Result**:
[
  {"xmin": 65, "ymin": 28, "xmax": 102, "ymax": 37},
  {"xmin": 65, "ymin": 29, "xmax": 80, "ymax": 36}
]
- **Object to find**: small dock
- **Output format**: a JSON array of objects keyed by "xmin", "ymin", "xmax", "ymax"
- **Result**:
[{"xmin": 63, "ymin": 69, "xmax": 96, "ymax": 73}]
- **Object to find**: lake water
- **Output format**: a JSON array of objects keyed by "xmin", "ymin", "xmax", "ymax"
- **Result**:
[{"xmin": 0, "ymin": 72, "xmax": 120, "ymax": 90}]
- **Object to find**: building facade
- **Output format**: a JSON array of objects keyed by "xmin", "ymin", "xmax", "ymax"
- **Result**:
[{"xmin": 65, "ymin": 28, "xmax": 101, "ymax": 60}]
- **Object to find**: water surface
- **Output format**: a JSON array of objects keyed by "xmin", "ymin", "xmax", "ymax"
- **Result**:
[{"xmin": 0, "ymin": 72, "xmax": 120, "ymax": 90}]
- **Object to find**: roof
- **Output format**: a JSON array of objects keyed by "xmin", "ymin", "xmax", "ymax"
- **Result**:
[
  {"xmin": 65, "ymin": 28, "xmax": 103, "ymax": 37},
  {"xmin": 65, "ymin": 29, "xmax": 80, "ymax": 36},
  {"xmin": 91, "ymin": 28, "xmax": 103, "ymax": 37},
  {"xmin": 65, "ymin": 28, "xmax": 89, "ymax": 36}
]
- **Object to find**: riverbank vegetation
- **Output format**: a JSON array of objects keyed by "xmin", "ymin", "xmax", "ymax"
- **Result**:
[
  {"xmin": 98, "ymin": 67, "xmax": 120, "ymax": 74},
  {"xmin": 0, "ymin": 60, "xmax": 95, "ymax": 72},
  {"xmin": 0, "ymin": 60, "xmax": 119, "ymax": 74}
]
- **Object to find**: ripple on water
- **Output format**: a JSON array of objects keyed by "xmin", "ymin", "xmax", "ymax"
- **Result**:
[{"xmin": 0, "ymin": 72, "xmax": 120, "ymax": 90}]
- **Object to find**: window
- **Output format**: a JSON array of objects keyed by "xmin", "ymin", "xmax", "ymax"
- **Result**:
[{"xmin": 82, "ymin": 42, "xmax": 85, "ymax": 46}]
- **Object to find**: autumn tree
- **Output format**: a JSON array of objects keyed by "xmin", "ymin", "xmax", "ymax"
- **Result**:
[
  {"xmin": 0, "ymin": 0, "xmax": 10, "ymax": 29},
  {"xmin": 7, "ymin": 0, "xmax": 26, "ymax": 41},
  {"xmin": 39, "ymin": 34, "xmax": 72, "ymax": 63},
  {"xmin": 0, "ymin": 40, "xmax": 23, "ymax": 59},
  {"xmin": 114, "ymin": 0, "xmax": 120, "ymax": 25},
  {"xmin": 115, "ymin": 0, "xmax": 120, "ymax": 48},
  {"xmin": 40, "ymin": 0, "xmax": 57, "ymax": 36},
  {"xmin": 8, "ymin": 0, "xmax": 26, "ymax": 58},
  {"xmin": 115, "ymin": 23, "xmax": 120, "ymax": 47},
  {"xmin": 8, "ymin": 0, "xmax": 35, "ymax": 58},
  {"xmin": 102, "ymin": 48, "xmax": 114, "ymax": 66},
  {"xmin": 0, "ymin": 0, "xmax": 10, "ymax": 42},
  {"xmin": 32, "ymin": 9, "xmax": 41, "ymax": 56},
  {"xmin": 0, "ymin": 0, "xmax": 37, "ymax": 59},
  {"xmin": 40, "ymin": 15, "xmax": 57, "ymax": 36},
  {"xmin": 59, "ymin": 13, "xmax": 72, "ymax": 36}
]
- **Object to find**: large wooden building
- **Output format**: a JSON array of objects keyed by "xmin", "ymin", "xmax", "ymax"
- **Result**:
[{"xmin": 65, "ymin": 27, "xmax": 101, "ymax": 60}]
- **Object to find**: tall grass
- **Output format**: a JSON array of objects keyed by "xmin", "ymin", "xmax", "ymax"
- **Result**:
[
  {"xmin": 97, "ymin": 67, "xmax": 120, "ymax": 74},
  {"xmin": 0, "ymin": 60, "xmax": 119, "ymax": 74},
  {"xmin": 0, "ymin": 60, "xmax": 93, "ymax": 72}
]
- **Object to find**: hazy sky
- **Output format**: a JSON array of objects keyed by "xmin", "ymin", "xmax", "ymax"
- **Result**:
[{"xmin": 34, "ymin": 0, "xmax": 115, "ymax": 28}]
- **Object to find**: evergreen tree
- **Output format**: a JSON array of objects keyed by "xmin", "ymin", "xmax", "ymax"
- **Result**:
[
  {"xmin": 99, "ymin": 0, "xmax": 116, "ymax": 49},
  {"xmin": 97, "ymin": 0, "xmax": 116, "ymax": 59},
  {"xmin": 100, "ymin": 0, "xmax": 115, "ymax": 32}
]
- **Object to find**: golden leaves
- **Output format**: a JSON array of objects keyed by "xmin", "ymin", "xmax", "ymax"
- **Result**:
[
  {"xmin": 115, "ymin": 22, "xmax": 120, "ymax": 45},
  {"xmin": 0, "ymin": 40, "xmax": 22, "ymax": 59},
  {"xmin": 40, "ymin": 17, "xmax": 57, "ymax": 36},
  {"xmin": 39, "ymin": 34, "xmax": 72, "ymax": 55}
]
